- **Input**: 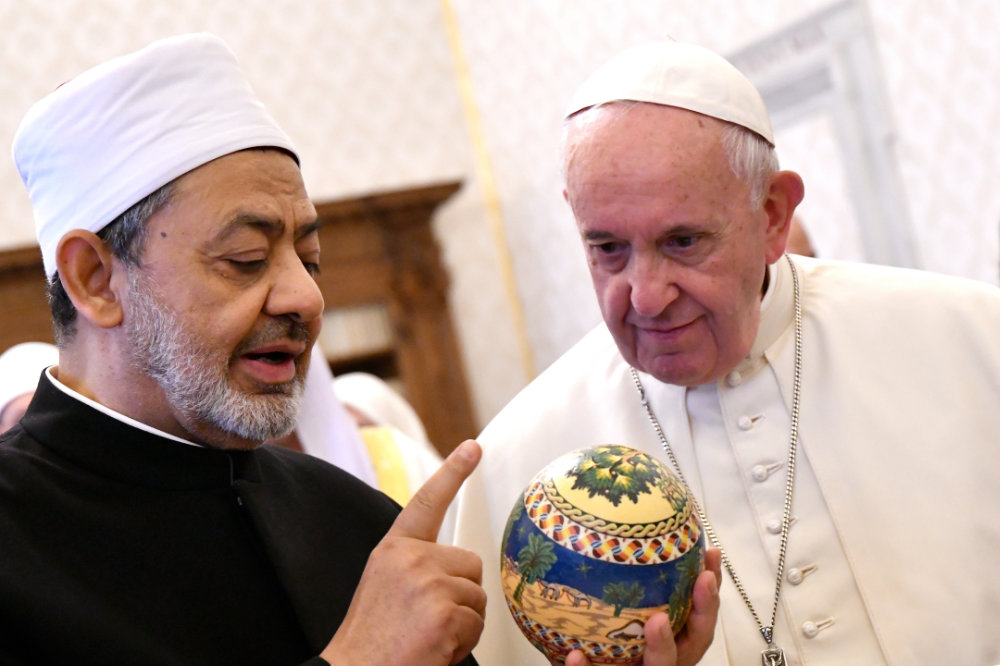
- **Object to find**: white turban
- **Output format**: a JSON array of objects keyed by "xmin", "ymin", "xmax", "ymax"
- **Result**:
[
  {"xmin": 565, "ymin": 39, "xmax": 774, "ymax": 146},
  {"xmin": 12, "ymin": 33, "xmax": 298, "ymax": 278},
  {"xmin": 0, "ymin": 342, "xmax": 59, "ymax": 414}
]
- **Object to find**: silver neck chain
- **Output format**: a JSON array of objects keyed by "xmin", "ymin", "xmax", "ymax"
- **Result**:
[{"xmin": 629, "ymin": 255, "xmax": 803, "ymax": 655}]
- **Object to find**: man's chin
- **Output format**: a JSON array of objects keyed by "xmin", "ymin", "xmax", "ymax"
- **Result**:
[
  {"xmin": 189, "ymin": 390, "xmax": 302, "ymax": 447},
  {"xmin": 637, "ymin": 354, "xmax": 714, "ymax": 388}
]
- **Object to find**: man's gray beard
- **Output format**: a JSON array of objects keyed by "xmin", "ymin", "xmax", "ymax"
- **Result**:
[{"xmin": 124, "ymin": 272, "xmax": 304, "ymax": 443}]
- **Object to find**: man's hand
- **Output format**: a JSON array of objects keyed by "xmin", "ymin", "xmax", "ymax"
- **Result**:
[
  {"xmin": 321, "ymin": 440, "xmax": 485, "ymax": 665},
  {"xmin": 559, "ymin": 548, "xmax": 722, "ymax": 666}
]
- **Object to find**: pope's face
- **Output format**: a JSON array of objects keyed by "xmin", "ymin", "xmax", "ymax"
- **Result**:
[
  {"xmin": 121, "ymin": 149, "xmax": 323, "ymax": 449},
  {"xmin": 563, "ymin": 104, "xmax": 786, "ymax": 387}
]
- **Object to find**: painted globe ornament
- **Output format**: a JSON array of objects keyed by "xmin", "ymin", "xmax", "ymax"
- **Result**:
[{"xmin": 500, "ymin": 444, "xmax": 705, "ymax": 665}]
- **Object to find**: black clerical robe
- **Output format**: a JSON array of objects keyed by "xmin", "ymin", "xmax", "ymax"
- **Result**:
[{"xmin": 0, "ymin": 375, "xmax": 476, "ymax": 665}]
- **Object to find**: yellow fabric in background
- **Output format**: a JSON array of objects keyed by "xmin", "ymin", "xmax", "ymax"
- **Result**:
[{"xmin": 359, "ymin": 425, "xmax": 411, "ymax": 506}]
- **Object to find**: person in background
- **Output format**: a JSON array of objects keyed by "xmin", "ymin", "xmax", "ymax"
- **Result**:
[
  {"xmin": 333, "ymin": 370, "xmax": 456, "ymax": 539},
  {"xmin": 334, "ymin": 370, "xmax": 433, "ymax": 446},
  {"xmin": 267, "ymin": 345, "xmax": 381, "ymax": 486},
  {"xmin": 454, "ymin": 39, "xmax": 1000, "ymax": 665},
  {"xmin": 269, "ymin": 351, "xmax": 454, "ymax": 539},
  {"xmin": 1, "ymin": 33, "xmax": 482, "ymax": 666},
  {"xmin": 0, "ymin": 341, "xmax": 58, "ymax": 433}
]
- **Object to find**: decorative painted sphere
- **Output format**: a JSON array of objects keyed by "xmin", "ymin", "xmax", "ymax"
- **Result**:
[{"xmin": 500, "ymin": 444, "xmax": 705, "ymax": 665}]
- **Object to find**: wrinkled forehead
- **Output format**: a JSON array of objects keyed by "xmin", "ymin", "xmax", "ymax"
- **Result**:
[{"xmin": 562, "ymin": 102, "xmax": 730, "ymax": 177}]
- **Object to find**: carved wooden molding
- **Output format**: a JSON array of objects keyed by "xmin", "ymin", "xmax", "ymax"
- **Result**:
[{"xmin": 312, "ymin": 180, "xmax": 476, "ymax": 453}]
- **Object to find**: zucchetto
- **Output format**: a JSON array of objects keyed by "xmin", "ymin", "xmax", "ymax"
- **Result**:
[{"xmin": 565, "ymin": 39, "xmax": 774, "ymax": 146}]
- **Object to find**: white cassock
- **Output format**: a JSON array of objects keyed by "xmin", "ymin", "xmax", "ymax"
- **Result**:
[{"xmin": 454, "ymin": 256, "xmax": 1000, "ymax": 665}]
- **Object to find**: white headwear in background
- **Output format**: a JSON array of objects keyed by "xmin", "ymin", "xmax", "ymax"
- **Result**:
[
  {"xmin": 564, "ymin": 39, "xmax": 774, "ymax": 146},
  {"xmin": 12, "ymin": 32, "xmax": 298, "ymax": 278},
  {"xmin": 333, "ymin": 372, "xmax": 432, "ymax": 447},
  {"xmin": 294, "ymin": 346, "xmax": 377, "ymax": 487},
  {"xmin": 0, "ymin": 342, "xmax": 59, "ymax": 413}
]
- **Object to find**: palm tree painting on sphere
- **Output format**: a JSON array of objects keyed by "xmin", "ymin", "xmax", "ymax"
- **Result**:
[
  {"xmin": 513, "ymin": 532, "xmax": 557, "ymax": 604},
  {"xmin": 603, "ymin": 580, "xmax": 646, "ymax": 617}
]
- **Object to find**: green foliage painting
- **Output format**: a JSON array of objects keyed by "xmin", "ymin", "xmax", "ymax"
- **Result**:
[
  {"xmin": 668, "ymin": 548, "xmax": 703, "ymax": 630},
  {"xmin": 568, "ymin": 446, "xmax": 659, "ymax": 506},
  {"xmin": 602, "ymin": 580, "xmax": 645, "ymax": 617}
]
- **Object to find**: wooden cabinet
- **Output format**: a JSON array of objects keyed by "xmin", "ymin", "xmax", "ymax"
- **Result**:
[
  {"xmin": 310, "ymin": 180, "xmax": 477, "ymax": 455},
  {"xmin": 0, "ymin": 180, "xmax": 477, "ymax": 455},
  {"xmin": 0, "ymin": 246, "xmax": 53, "ymax": 351}
]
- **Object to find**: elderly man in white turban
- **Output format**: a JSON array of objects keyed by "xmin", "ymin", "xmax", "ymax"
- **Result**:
[
  {"xmin": 453, "ymin": 40, "xmax": 1000, "ymax": 665},
  {"xmin": 0, "ymin": 34, "xmax": 484, "ymax": 666}
]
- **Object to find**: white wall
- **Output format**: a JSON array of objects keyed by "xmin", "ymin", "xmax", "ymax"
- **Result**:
[{"xmin": 2, "ymin": 1, "xmax": 998, "ymax": 432}]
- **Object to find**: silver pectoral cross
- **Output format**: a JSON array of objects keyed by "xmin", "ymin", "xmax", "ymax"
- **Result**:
[
  {"xmin": 761, "ymin": 645, "xmax": 786, "ymax": 666},
  {"xmin": 759, "ymin": 628, "xmax": 785, "ymax": 666}
]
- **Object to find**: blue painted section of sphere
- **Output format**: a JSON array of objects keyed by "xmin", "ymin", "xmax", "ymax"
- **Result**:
[{"xmin": 502, "ymin": 501, "xmax": 704, "ymax": 607}]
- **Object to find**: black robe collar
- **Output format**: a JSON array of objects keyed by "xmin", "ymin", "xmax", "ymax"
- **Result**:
[{"xmin": 21, "ymin": 373, "xmax": 262, "ymax": 489}]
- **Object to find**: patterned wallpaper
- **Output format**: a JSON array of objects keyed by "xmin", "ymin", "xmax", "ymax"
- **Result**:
[
  {"xmin": 867, "ymin": 0, "xmax": 1000, "ymax": 283},
  {"xmin": 2, "ymin": 0, "xmax": 998, "ymax": 429}
]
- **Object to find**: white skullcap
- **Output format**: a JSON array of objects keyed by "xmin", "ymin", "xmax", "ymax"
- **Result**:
[
  {"xmin": 0, "ymin": 342, "xmax": 59, "ymax": 413},
  {"xmin": 333, "ymin": 372, "xmax": 431, "ymax": 447},
  {"xmin": 12, "ymin": 33, "xmax": 298, "ymax": 278},
  {"xmin": 565, "ymin": 39, "xmax": 774, "ymax": 146}
]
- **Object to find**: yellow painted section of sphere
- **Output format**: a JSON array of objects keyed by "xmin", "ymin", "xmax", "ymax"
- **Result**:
[{"xmin": 550, "ymin": 473, "xmax": 679, "ymax": 526}]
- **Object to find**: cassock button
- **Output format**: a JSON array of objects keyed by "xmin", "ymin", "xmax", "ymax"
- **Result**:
[
  {"xmin": 766, "ymin": 516, "xmax": 797, "ymax": 534},
  {"xmin": 751, "ymin": 462, "xmax": 782, "ymax": 482},
  {"xmin": 802, "ymin": 618, "xmax": 835, "ymax": 639},
  {"xmin": 726, "ymin": 370, "xmax": 743, "ymax": 387},
  {"xmin": 787, "ymin": 563, "xmax": 817, "ymax": 585}
]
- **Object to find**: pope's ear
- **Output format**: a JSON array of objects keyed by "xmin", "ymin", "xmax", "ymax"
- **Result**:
[
  {"xmin": 763, "ymin": 170, "xmax": 805, "ymax": 264},
  {"xmin": 55, "ymin": 230, "xmax": 125, "ymax": 329}
]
